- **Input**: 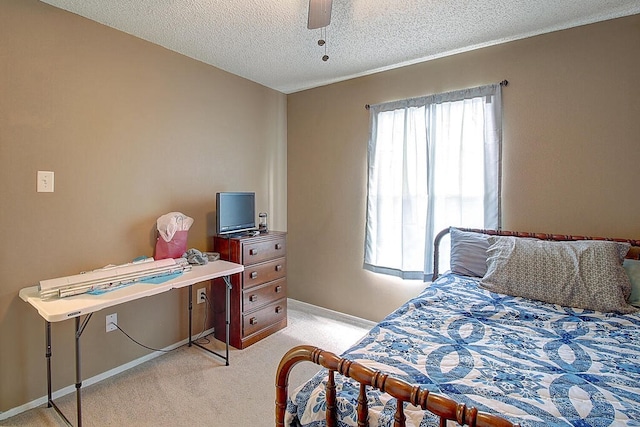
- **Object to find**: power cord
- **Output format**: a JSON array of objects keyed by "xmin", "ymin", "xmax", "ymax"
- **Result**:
[
  {"xmin": 109, "ymin": 322, "xmax": 175, "ymax": 353},
  {"xmin": 192, "ymin": 292, "xmax": 212, "ymax": 345},
  {"xmin": 108, "ymin": 290, "xmax": 215, "ymax": 351}
]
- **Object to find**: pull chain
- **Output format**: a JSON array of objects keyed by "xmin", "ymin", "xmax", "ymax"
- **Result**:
[{"xmin": 318, "ymin": 27, "xmax": 329, "ymax": 61}]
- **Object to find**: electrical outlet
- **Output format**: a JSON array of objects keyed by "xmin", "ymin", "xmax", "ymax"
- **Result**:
[
  {"xmin": 197, "ymin": 288, "xmax": 206, "ymax": 304},
  {"xmin": 106, "ymin": 313, "xmax": 117, "ymax": 332}
]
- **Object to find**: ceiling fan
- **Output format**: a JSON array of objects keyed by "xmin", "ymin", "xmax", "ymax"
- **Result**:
[
  {"xmin": 307, "ymin": 0, "xmax": 333, "ymax": 61},
  {"xmin": 307, "ymin": 0, "xmax": 333, "ymax": 29}
]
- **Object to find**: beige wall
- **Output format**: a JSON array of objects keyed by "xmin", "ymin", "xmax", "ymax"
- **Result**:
[
  {"xmin": 287, "ymin": 15, "xmax": 640, "ymax": 322},
  {"xmin": 0, "ymin": 0, "xmax": 286, "ymax": 412}
]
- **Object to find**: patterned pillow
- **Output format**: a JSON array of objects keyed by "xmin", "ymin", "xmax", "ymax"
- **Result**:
[
  {"xmin": 449, "ymin": 228, "xmax": 489, "ymax": 277},
  {"xmin": 481, "ymin": 236, "xmax": 638, "ymax": 313}
]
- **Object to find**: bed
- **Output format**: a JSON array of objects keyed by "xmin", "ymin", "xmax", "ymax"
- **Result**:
[{"xmin": 276, "ymin": 227, "xmax": 640, "ymax": 426}]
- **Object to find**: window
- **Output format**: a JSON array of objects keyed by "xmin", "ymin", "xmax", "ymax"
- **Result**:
[{"xmin": 364, "ymin": 84, "xmax": 503, "ymax": 280}]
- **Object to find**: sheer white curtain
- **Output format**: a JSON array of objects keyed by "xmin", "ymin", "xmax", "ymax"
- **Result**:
[{"xmin": 364, "ymin": 84, "xmax": 502, "ymax": 280}]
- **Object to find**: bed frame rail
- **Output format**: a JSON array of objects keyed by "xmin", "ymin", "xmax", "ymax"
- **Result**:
[{"xmin": 276, "ymin": 345, "xmax": 520, "ymax": 427}]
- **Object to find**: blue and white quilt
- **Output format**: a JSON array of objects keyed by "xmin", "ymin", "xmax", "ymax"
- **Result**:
[{"xmin": 285, "ymin": 274, "xmax": 640, "ymax": 426}]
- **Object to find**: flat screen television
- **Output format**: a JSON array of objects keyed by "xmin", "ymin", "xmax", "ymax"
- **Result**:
[{"xmin": 216, "ymin": 192, "xmax": 256, "ymax": 235}]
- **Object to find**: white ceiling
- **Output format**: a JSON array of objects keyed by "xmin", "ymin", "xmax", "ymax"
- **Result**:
[{"xmin": 40, "ymin": 0, "xmax": 640, "ymax": 94}]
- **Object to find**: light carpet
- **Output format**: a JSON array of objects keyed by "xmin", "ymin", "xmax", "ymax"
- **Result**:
[{"xmin": 2, "ymin": 299, "xmax": 374, "ymax": 427}]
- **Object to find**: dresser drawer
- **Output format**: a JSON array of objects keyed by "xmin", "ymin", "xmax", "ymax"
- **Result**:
[
  {"xmin": 243, "ymin": 299, "xmax": 287, "ymax": 337},
  {"xmin": 242, "ymin": 237, "xmax": 286, "ymax": 265},
  {"xmin": 243, "ymin": 258, "xmax": 286, "ymax": 289},
  {"xmin": 243, "ymin": 278, "xmax": 286, "ymax": 312}
]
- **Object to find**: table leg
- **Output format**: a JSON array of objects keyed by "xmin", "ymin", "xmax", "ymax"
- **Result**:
[
  {"xmin": 45, "ymin": 321, "xmax": 52, "ymax": 407},
  {"xmin": 188, "ymin": 284, "xmax": 193, "ymax": 347},
  {"xmin": 188, "ymin": 277, "xmax": 231, "ymax": 365},
  {"xmin": 224, "ymin": 275, "xmax": 231, "ymax": 366},
  {"xmin": 74, "ymin": 316, "xmax": 82, "ymax": 427},
  {"xmin": 45, "ymin": 314, "xmax": 91, "ymax": 427},
  {"xmin": 73, "ymin": 314, "xmax": 91, "ymax": 426}
]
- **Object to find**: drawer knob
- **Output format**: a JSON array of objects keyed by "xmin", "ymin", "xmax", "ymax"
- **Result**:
[
  {"xmin": 275, "ymin": 285, "xmax": 282, "ymax": 293},
  {"xmin": 250, "ymin": 249, "xmax": 258, "ymax": 255},
  {"xmin": 275, "ymin": 306, "xmax": 283, "ymax": 314},
  {"xmin": 249, "ymin": 294, "xmax": 258, "ymax": 302},
  {"xmin": 250, "ymin": 317, "xmax": 258, "ymax": 325},
  {"xmin": 275, "ymin": 265, "xmax": 283, "ymax": 272},
  {"xmin": 275, "ymin": 243, "xmax": 282, "ymax": 250},
  {"xmin": 250, "ymin": 271, "xmax": 258, "ymax": 279}
]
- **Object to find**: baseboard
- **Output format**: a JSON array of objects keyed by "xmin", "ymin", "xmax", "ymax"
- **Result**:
[
  {"xmin": 0, "ymin": 328, "xmax": 215, "ymax": 421},
  {"xmin": 287, "ymin": 298, "xmax": 376, "ymax": 330}
]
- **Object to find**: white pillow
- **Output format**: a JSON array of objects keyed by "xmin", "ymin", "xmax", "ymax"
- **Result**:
[
  {"xmin": 449, "ymin": 228, "xmax": 489, "ymax": 277},
  {"xmin": 481, "ymin": 236, "xmax": 637, "ymax": 314}
]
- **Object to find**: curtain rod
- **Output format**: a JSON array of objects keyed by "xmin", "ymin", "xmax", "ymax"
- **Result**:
[{"xmin": 364, "ymin": 79, "xmax": 509, "ymax": 110}]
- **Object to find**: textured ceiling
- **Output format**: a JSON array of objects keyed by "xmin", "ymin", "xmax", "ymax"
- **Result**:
[{"xmin": 40, "ymin": 0, "xmax": 640, "ymax": 94}]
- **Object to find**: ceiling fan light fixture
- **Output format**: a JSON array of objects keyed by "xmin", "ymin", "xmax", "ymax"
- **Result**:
[{"xmin": 307, "ymin": 0, "xmax": 333, "ymax": 30}]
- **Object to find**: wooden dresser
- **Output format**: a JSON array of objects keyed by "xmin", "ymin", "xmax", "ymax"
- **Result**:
[{"xmin": 212, "ymin": 231, "xmax": 287, "ymax": 349}]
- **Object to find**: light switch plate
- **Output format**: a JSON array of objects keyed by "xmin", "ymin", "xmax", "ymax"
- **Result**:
[{"xmin": 37, "ymin": 171, "xmax": 54, "ymax": 192}]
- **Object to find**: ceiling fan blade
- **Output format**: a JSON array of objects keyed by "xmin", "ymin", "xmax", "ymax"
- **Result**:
[{"xmin": 307, "ymin": 0, "xmax": 332, "ymax": 29}]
